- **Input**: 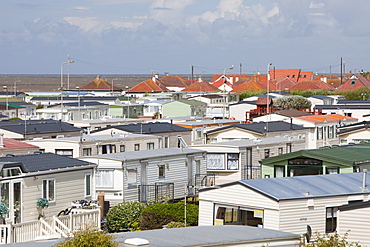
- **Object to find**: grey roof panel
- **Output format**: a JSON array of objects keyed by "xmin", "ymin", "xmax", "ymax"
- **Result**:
[
  {"xmin": 0, "ymin": 120, "xmax": 80, "ymax": 134},
  {"xmin": 207, "ymin": 121, "xmax": 306, "ymax": 134},
  {"xmin": 0, "ymin": 152, "xmax": 93, "ymax": 173},
  {"xmin": 92, "ymin": 122, "xmax": 190, "ymax": 134},
  {"xmin": 237, "ymin": 172, "xmax": 370, "ymax": 201},
  {"xmin": 6, "ymin": 225, "xmax": 299, "ymax": 247}
]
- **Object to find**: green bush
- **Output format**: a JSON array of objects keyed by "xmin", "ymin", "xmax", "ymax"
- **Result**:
[
  {"xmin": 106, "ymin": 201, "xmax": 146, "ymax": 233},
  {"xmin": 54, "ymin": 228, "xmax": 117, "ymax": 247},
  {"xmin": 167, "ymin": 221, "xmax": 185, "ymax": 228},
  {"xmin": 140, "ymin": 202, "xmax": 198, "ymax": 230}
]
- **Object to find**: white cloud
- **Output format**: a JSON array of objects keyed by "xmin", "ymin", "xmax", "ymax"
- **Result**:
[{"xmin": 63, "ymin": 17, "xmax": 100, "ymax": 32}]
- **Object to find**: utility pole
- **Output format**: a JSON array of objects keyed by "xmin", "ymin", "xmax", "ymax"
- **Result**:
[{"xmin": 340, "ymin": 57, "xmax": 343, "ymax": 85}]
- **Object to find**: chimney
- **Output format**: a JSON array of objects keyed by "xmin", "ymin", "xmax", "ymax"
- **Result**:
[
  {"xmin": 198, "ymin": 76, "xmax": 202, "ymax": 82},
  {"xmin": 0, "ymin": 133, "xmax": 4, "ymax": 148},
  {"xmin": 152, "ymin": 76, "xmax": 156, "ymax": 82},
  {"xmin": 230, "ymin": 76, "xmax": 234, "ymax": 84},
  {"xmin": 363, "ymin": 169, "xmax": 367, "ymax": 189}
]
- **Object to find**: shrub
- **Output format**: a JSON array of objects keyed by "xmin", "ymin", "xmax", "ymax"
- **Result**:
[
  {"xmin": 106, "ymin": 201, "xmax": 146, "ymax": 233},
  {"xmin": 54, "ymin": 228, "xmax": 117, "ymax": 247},
  {"xmin": 167, "ymin": 221, "xmax": 185, "ymax": 228},
  {"xmin": 140, "ymin": 202, "xmax": 198, "ymax": 230}
]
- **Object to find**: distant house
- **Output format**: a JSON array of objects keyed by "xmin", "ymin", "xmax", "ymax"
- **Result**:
[
  {"xmin": 205, "ymin": 121, "xmax": 308, "ymax": 144},
  {"xmin": 90, "ymin": 122, "xmax": 192, "ymax": 149},
  {"xmin": 109, "ymin": 103, "xmax": 144, "ymax": 118},
  {"xmin": 0, "ymin": 152, "xmax": 96, "ymax": 223},
  {"xmin": 0, "ymin": 99, "xmax": 36, "ymax": 119},
  {"xmin": 26, "ymin": 133, "xmax": 161, "ymax": 158},
  {"xmin": 126, "ymin": 75, "xmax": 169, "ymax": 98},
  {"xmin": 36, "ymin": 101, "xmax": 109, "ymax": 121},
  {"xmin": 0, "ymin": 136, "xmax": 39, "ymax": 156},
  {"xmin": 336, "ymin": 73, "xmax": 370, "ymax": 91},
  {"xmin": 79, "ymin": 75, "xmax": 122, "ymax": 96},
  {"xmin": 79, "ymin": 148, "xmax": 206, "ymax": 205},
  {"xmin": 175, "ymin": 119, "xmax": 240, "ymax": 145},
  {"xmin": 268, "ymin": 68, "xmax": 313, "ymax": 83},
  {"xmin": 159, "ymin": 75, "xmax": 191, "ymax": 92},
  {"xmin": 189, "ymin": 94, "xmax": 239, "ymax": 118},
  {"xmin": 338, "ymin": 121, "xmax": 370, "ymax": 144},
  {"xmin": 314, "ymin": 103, "xmax": 370, "ymax": 122},
  {"xmin": 68, "ymin": 117, "xmax": 143, "ymax": 132},
  {"xmin": 181, "ymin": 81, "xmax": 218, "ymax": 96},
  {"xmin": 289, "ymin": 80, "xmax": 335, "ymax": 91},
  {"xmin": 162, "ymin": 100, "xmax": 207, "ymax": 118},
  {"xmin": 198, "ymin": 172, "xmax": 370, "ymax": 246},
  {"xmin": 192, "ymin": 137, "xmax": 305, "ymax": 184},
  {"xmin": 260, "ymin": 143, "xmax": 370, "ymax": 178},
  {"xmin": 307, "ymin": 95, "xmax": 334, "ymax": 108},
  {"xmin": 29, "ymin": 96, "xmax": 120, "ymax": 107},
  {"xmin": 228, "ymin": 101, "xmax": 257, "ymax": 121},
  {"xmin": 0, "ymin": 119, "xmax": 81, "ymax": 140}
]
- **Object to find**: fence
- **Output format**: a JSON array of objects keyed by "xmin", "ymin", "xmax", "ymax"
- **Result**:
[
  {"xmin": 138, "ymin": 183, "xmax": 174, "ymax": 204},
  {"xmin": 8, "ymin": 208, "xmax": 100, "ymax": 244}
]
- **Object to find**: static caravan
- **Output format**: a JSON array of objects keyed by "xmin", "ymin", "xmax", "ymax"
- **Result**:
[
  {"xmin": 199, "ymin": 172, "xmax": 370, "ymax": 246},
  {"xmin": 79, "ymin": 147, "xmax": 207, "ymax": 205}
]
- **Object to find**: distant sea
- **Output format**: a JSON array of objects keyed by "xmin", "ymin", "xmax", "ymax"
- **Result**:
[{"xmin": 0, "ymin": 74, "xmax": 213, "ymax": 92}]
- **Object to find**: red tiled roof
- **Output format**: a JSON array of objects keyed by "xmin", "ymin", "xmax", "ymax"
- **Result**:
[
  {"xmin": 269, "ymin": 69, "xmax": 313, "ymax": 83},
  {"xmin": 256, "ymin": 97, "xmax": 273, "ymax": 105},
  {"xmin": 182, "ymin": 81, "xmax": 218, "ymax": 92},
  {"xmin": 275, "ymin": 77, "xmax": 297, "ymax": 91},
  {"xmin": 0, "ymin": 138, "xmax": 39, "ymax": 150},
  {"xmin": 294, "ymin": 114, "xmax": 357, "ymax": 123},
  {"xmin": 80, "ymin": 75, "xmax": 122, "ymax": 90},
  {"xmin": 231, "ymin": 80, "xmax": 265, "ymax": 92},
  {"xmin": 212, "ymin": 79, "xmax": 234, "ymax": 89},
  {"xmin": 159, "ymin": 75, "xmax": 191, "ymax": 87},
  {"xmin": 290, "ymin": 80, "xmax": 335, "ymax": 91},
  {"xmin": 336, "ymin": 74, "xmax": 370, "ymax": 91},
  {"xmin": 127, "ymin": 78, "xmax": 169, "ymax": 93},
  {"xmin": 211, "ymin": 74, "xmax": 249, "ymax": 83}
]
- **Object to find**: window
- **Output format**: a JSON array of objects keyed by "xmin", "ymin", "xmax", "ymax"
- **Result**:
[
  {"xmin": 1, "ymin": 168, "xmax": 22, "ymax": 178},
  {"xmin": 227, "ymin": 153, "xmax": 239, "ymax": 170},
  {"xmin": 350, "ymin": 80, "xmax": 356, "ymax": 85},
  {"xmin": 326, "ymin": 167, "xmax": 339, "ymax": 174},
  {"xmin": 317, "ymin": 127, "xmax": 323, "ymax": 140},
  {"xmin": 278, "ymin": 147, "xmax": 283, "ymax": 155},
  {"xmin": 120, "ymin": 145, "xmax": 125, "ymax": 152},
  {"xmin": 286, "ymin": 143, "xmax": 292, "ymax": 153},
  {"xmin": 147, "ymin": 143, "xmax": 154, "ymax": 150},
  {"xmin": 264, "ymin": 149, "xmax": 270, "ymax": 158},
  {"xmin": 344, "ymin": 112, "xmax": 352, "ymax": 117},
  {"xmin": 207, "ymin": 154, "xmax": 225, "ymax": 170},
  {"xmin": 83, "ymin": 148, "xmax": 92, "ymax": 156},
  {"xmin": 55, "ymin": 149, "xmax": 73, "ymax": 157},
  {"xmin": 134, "ymin": 144, "xmax": 140, "ymax": 151},
  {"xmin": 127, "ymin": 169, "xmax": 137, "ymax": 188},
  {"xmin": 95, "ymin": 170, "xmax": 114, "ymax": 188},
  {"xmin": 326, "ymin": 207, "xmax": 338, "ymax": 233},
  {"xmin": 164, "ymin": 137, "xmax": 169, "ymax": 148},
  {"xmin": 215, "ymin": 205, "xmax": 263, "ymax": 227},
  {"xmin": 158, "ymin": 165, "xmax": 165, "ymax": 178},
  {"xmin": 274, "ymin": 166, "xmax": 285, "ymax": 177},
  {"xmin": 43, "ymin": 178, "xmax": 55, "ymax": 202},
  {"xmin": 85, "ymin": 173, "xmax": 91, "ymax": 197}
]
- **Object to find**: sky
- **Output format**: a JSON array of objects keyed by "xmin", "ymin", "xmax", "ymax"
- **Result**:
[{"xmin": 1, "ymin": 0, "xmax": 369, "ymax": 75}]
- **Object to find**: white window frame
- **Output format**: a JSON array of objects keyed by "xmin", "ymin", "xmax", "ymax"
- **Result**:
[
  {"xmin": 85, "ymin": 173, "xmax": 92, "ymax": 198},
  {"xmin": 42, "ymin": 178, "xmax": 56, "ymax": 202}
]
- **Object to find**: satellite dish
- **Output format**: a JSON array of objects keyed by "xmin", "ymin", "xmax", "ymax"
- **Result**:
[{"xmin": 306, "ymin": 225, "xmax": 312, "ymax": 243}]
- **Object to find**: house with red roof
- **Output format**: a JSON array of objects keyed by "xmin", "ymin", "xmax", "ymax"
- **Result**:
[
  {"xmin": 275, "ymin": 77, "xmax": 297, "ymax": 91},
  {"xmin": 269, "ymin": 69, "xmax": 313, "ymax": 83},
  {"xmin": 181, "ymin": 81, "xmax": 218, "ymax": 94},
  {"xmin": 231, "ymin": 80, "xmax": 265, "ymax": 93},
  {"xmin": 80, "ymin": 75, "xmax": 122, "ymax": 93},
  {"xmin": 211, "ymin": 74, "xmax": 249, "ymax": 85},
  {"xmin": 126, "ymin": 76, "xmax": 170, "ymax": 97},
  {"xmin": 336, "ymin": 74, "xmax": 370, "ymax": 91},
  {"xmin": 289, "ymin": 80, "xmax": 335, "ymax": 91},
  {"xmin": 0, "ymin": 136, "xmax": 39, "ymax": 156},
  {"xmin": 159, "ymin": 74, "xmax": 191, "ymax": 92}
]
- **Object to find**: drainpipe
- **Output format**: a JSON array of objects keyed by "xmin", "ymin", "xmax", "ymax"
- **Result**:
[{"xmin": 363, "ymin": 169, "xmax": 367, "ymax": 190}]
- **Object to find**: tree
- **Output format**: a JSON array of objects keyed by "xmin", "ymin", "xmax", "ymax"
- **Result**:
[{"xmin": 273, "ymin": 95, "xmax": 311, "ymax": 110}]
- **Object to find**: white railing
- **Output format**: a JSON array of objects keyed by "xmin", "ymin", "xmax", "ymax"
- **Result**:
[{"xmin": 9, "ymin": 209, "xmax": 100, "ymax": 244}]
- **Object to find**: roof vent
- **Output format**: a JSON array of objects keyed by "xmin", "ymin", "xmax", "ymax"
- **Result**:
[
  {"xmin": 124, "ymin": 238, "xmax": 149, "ymax": 246},
  {"xmin": 5, "ymin": 154, "xmax": 15, "ymax": 157},
  {"xmin": 34, "ymin": 151, "xmax": 43, "ymax": 155}
]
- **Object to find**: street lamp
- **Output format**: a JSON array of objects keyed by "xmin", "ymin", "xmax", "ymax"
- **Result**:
[
  {"xmin": 3, "ymin": 86, "xmax": 8, "ymax": 111},
  {"xmin": 61, "ymin": 56, "xmax": 75, "ymax": 89},
  {"xmin": 222, "ymin": 65, "xmax": 233, "ymax": 119},
  {"xmin": 76, "ymin": 86, "xmax": 81, "ymax": 120},
  {"xmin": 14, "ymin": 80, "xmax": 20, "ymax": 97},
  {"xmin": 267, "ymin": 63, "xmax": 272, "ymax": 115}
]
